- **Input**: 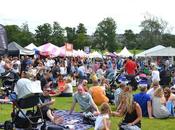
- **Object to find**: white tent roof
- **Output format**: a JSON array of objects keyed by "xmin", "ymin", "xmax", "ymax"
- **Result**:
[
  {"xmin": 118, "ymin": 47, "xmax": 133, "ymax": 57},
  {"xmin": 89, "ymin": 51, "xmax": 103, "ymax": 58},
  {"xmin": 136, "ymin": 45, "xmax": 165, "ymax": 57},
  {"xmin": 146, "ymin": 47, "xmax": 175, "ymax": 56},
  {"xmin": 8, "ymin": 42, "xmax": 35, "ymax": 55},
  {"xmin": 25, "ymin": 43, "xmax": 38, "ymax": 50},
  {"xmin": 38, "ymin": 43, "xmax": 60, "ymax": 57}
]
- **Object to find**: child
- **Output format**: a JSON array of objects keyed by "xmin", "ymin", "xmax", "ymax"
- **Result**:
[
  {"xmin": 95, "ymin": 103, "xmax": 111, "ymax": 130},
  {"xmin": 38, "ymin": 86, "xmax": 64, "ymax": 124},
  {"xmin": 59, "ymin": 77, "xmax": 73, "ymax": 97}
]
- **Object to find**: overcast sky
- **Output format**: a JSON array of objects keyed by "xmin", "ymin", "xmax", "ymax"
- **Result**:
[{"xmin": 0, "ymin": 0, "xmax": 175, "ymax": 35}]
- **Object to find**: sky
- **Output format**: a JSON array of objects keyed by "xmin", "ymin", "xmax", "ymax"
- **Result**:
[{"xmin": 0, "ymin": 0, "xmax": 175, "ymax": 35}]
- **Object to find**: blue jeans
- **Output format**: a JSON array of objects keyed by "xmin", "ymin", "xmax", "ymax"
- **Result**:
[{"xmin": 166, "ymin": 101, "xmax": 174, "ymax": 116}]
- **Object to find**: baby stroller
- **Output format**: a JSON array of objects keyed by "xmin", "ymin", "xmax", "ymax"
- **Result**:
[
  {"xmin": 106, "ymin": 70, "xmax": 121, "ymax": 104},
  {"xmin": 0, "ymin": 70, "xmax": 19, "ymax": 96},
  {"xmin": 135, "ymin": 73, "xmax": 149, "ymax": 88},
  {"xmin": 1, "ymin": 77, "xmax": 46, "ymax": 130}
]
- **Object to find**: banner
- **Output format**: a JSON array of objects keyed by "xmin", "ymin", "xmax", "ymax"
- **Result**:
[
  {"xmin": 84, "ymin": 46, "xmax": 90, "ymax": 54},
  {"xmin": 65, "ymin": 43, "xmax": 73, "ymax": 52},
  {"xmin": 0, "ymin": 24, "xmax": 8, "ymax": 50}
]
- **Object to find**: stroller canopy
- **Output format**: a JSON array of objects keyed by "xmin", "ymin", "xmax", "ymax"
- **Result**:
[{"xmin": 15, "ymin": 78, "xmax": 43, "ymax": 99}]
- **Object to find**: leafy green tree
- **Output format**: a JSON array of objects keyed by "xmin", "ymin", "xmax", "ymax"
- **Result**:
[
  {"xmin": 51, "ymin": 22, "xmax": 65, "ymax": 46},
  {"xmin": 65, "ymin": 27, "xmax": 76, "ymax": 43},
  {"xmin": 139, "ymin": 14, "xmax": 169, "ymax": 49},
  {"xmin": 5, "ymin": 25, "xmax": 21, "ymax": 43},
  {"xmin": 19, "ymin": 23, "xmax": 34, "ymax": 47},
  {"xmin": 35, "ymin": 23, "xmax": 52, "ymax": 46},
  {"xmin": 74, "ymin": 23, "xmax": 88, "ymax": 49},
  {"xmin": 93, "ymin": 17, "xmax": 117, "ymax": 52},
  {"xmin": 5, "ymin": 24, "xmax": 34, "ymax": 47},
  {"xmin": 162, "ymin": 34, "xmax": 175, "ymax": 47},
  {"xmin": 123, "ymin": 29, "xmax": 137, "ymax": 49}
]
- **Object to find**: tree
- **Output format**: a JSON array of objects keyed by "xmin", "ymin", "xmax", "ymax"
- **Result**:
[
  {"xmin": 51, "ymin": 22, "xmax": 65, "ymax": 46},
  {"xmin": 74, "ymin": 23, "xmax": 88, "ymax": 49},
  {"xmin": 5, "ymin": 25, "xmax": 21, "ymax": 43},
  {"xmin": 35, "ymin": 23, "xmax": 52, "ymax": 45},
  {"xmin": 162, "ymin": 34, "xmax": 175, "ymax": 47},
  {"xmin": 5, "ymin": 24, "xmax": 34, "ymax": 47},
  {"xmin": 139, "ymin": 14, "xmax": 169, "ymax": 49},
  {"xmin": 93, "ymin": 17, "xmax": 117, "ymax": 52},
  {"xmin": 123, "ymin": 29, "xmax": 137, "ymax": 49},
  {"xmin": 65, "ymin": 27, "xmax": 76, "ymax": 43},
  {"xmin": 19, "ymin": 23, "xmax": 34, "ymax": 47}
]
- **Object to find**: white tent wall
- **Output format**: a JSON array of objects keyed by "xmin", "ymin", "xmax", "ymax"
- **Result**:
[
  {"xmin": 146, "ymin": 47, "xmax": 175, "ymax": 65},
  {"xmin": 136, "ymin": 45, "xmax": 165, "ymax": 57},
  {"xmin": 8, "ymin": 42, "xmax": 35, "ymax": 55},
  {"xmin": 146, "ymin": 47, "xmax": 175, "ymax": 57}
]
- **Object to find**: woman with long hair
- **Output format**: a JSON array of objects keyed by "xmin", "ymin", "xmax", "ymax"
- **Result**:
[
  {"xmin": 152, "ymin": 87, "xmax": 170, "ymax": 118},
  {"xmin": 112, "ymin": 91, "xmax": 142, "ymax": 130},
  {"xmin": 164, "ymin": 87, "xmax": 175, "ymax": 116}
]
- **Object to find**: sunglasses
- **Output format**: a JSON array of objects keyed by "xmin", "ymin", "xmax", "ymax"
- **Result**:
[
  {"xmin": 44, "ymin": 89, "xmax": 51, "ymax": 92},
  {"xmin": 164, "ymin": 92, "xmax": 168, "ymax": 94}
]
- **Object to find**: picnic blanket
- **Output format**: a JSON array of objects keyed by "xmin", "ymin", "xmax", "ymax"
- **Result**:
[{"xmin": 46, "ymin": 110, "xmax": 94, "ymax": 130}]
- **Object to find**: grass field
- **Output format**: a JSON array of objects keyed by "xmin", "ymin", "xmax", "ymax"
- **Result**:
[{"xmin": 0, "ymin": 97, "xmax": 175, "ymax": 130}]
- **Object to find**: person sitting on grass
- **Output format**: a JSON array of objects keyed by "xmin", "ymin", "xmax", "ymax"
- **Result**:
[
  {"xmin": 58, "ymin": 77, "xmax": 73, "ymax": 97},
  {"xmin": 152, "ymin": 87, "xmax": 170, "ymax": 118},
  {"xmin": 81, "ymin": 79, "xmax": 89, "ymax": 92},
  {"xmin": 89, "ymin": 80, "xmax": 109, "ymax": 106},
  {"xmin": 95, "ymin": 103, "xmax": 111, "ymax": 130},
  {"xmin": 147, "ymin": 80, "xmax": 160, "ymax": 99},
  {"xmin": 114, "ymin": 83, "xmax": 126, "ymax": 108},
  {"xmin": 69, "ymin": 84, "xmax": 100, "ymax": 115},
  {"xmin": 38, "ymin": 86, "xmax": 64, "ymax": 124},
  {"xmin": 134, "ymin": 85, "xmax": 153, "ymax": 119},
  {"xmin": 112, "ymin": 91, "xmax": 142, "ymax": 130},
  {"xmin": 164, "ymin": 87, "xmax": 175, "ymax": 116}
]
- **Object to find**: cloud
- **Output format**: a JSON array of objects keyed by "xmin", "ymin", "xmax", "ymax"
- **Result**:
[{"xmin": 0, "ymin": 0, "xmax": 175, "ymax": 34}]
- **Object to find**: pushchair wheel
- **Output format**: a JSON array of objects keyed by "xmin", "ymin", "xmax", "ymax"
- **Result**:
[
  {"xmin": 41, "ymin": 123, "xmax": 46, "ymax": 130},
  {"xmin": 4, "ymin": 120, "xmax": 13, "ymax": 130}
]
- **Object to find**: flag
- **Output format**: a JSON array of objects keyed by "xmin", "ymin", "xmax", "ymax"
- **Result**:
[
  {"xmin": 65, "ymin": 43, "xmax": 73, "ymax": 52},
  {"xmin": 0, "ymin": 24, "xmax": 8, "ymax": 50}
]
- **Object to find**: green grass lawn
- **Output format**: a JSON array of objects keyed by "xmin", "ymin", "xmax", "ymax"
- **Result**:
[{"xmin": 0, "ymin": 97, "xmax": 175, "ymax": 130}]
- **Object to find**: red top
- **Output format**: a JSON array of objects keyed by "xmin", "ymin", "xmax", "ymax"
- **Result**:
[
  {"xmin": 58, "ymin": 80, "xmax": 65, "ymax": 92},
  {"xmin": 124, "ymin": 59, "xmax": 137, "ymax": 75}
]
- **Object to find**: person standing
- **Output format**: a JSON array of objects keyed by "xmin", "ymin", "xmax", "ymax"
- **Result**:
[{"xmin": 124, "ymin": 56, "xmax": 138, "ymax": 90}]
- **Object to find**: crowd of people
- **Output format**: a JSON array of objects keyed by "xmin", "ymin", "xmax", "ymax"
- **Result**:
[{"xmin": 0, "ymin": 55, "xmax": 175, "ymax": 130}]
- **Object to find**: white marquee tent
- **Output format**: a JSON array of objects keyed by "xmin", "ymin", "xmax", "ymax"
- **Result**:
[
  {"xmin": 118, "ymin": 47, "xmax": 133, "ymax": 57},
  {"xmin": 25, "ymin": 43, "xmax": 38, "ymax": 50},
  {"xmin": 146, "ymin": 47, "xmax": 175, "ymax": 56},
  {"xmin": 8, "ymin": 42, "xmax": 35, "ymax": 55},
  {"xmin": 136, "ymin": 45, "xmax": 165, "ymax": 57},
  {"xmin": 89, "ymin": 51, "xmax": 103, "ymax": 58},
  {"xmin": 38, "ymin": 43, "xmax": 60, "ymax": 57}
]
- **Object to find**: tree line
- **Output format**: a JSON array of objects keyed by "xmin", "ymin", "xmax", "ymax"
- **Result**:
[{"xmin": 4, "ymin": 14, "xmax": 175, "ymax": 52}]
